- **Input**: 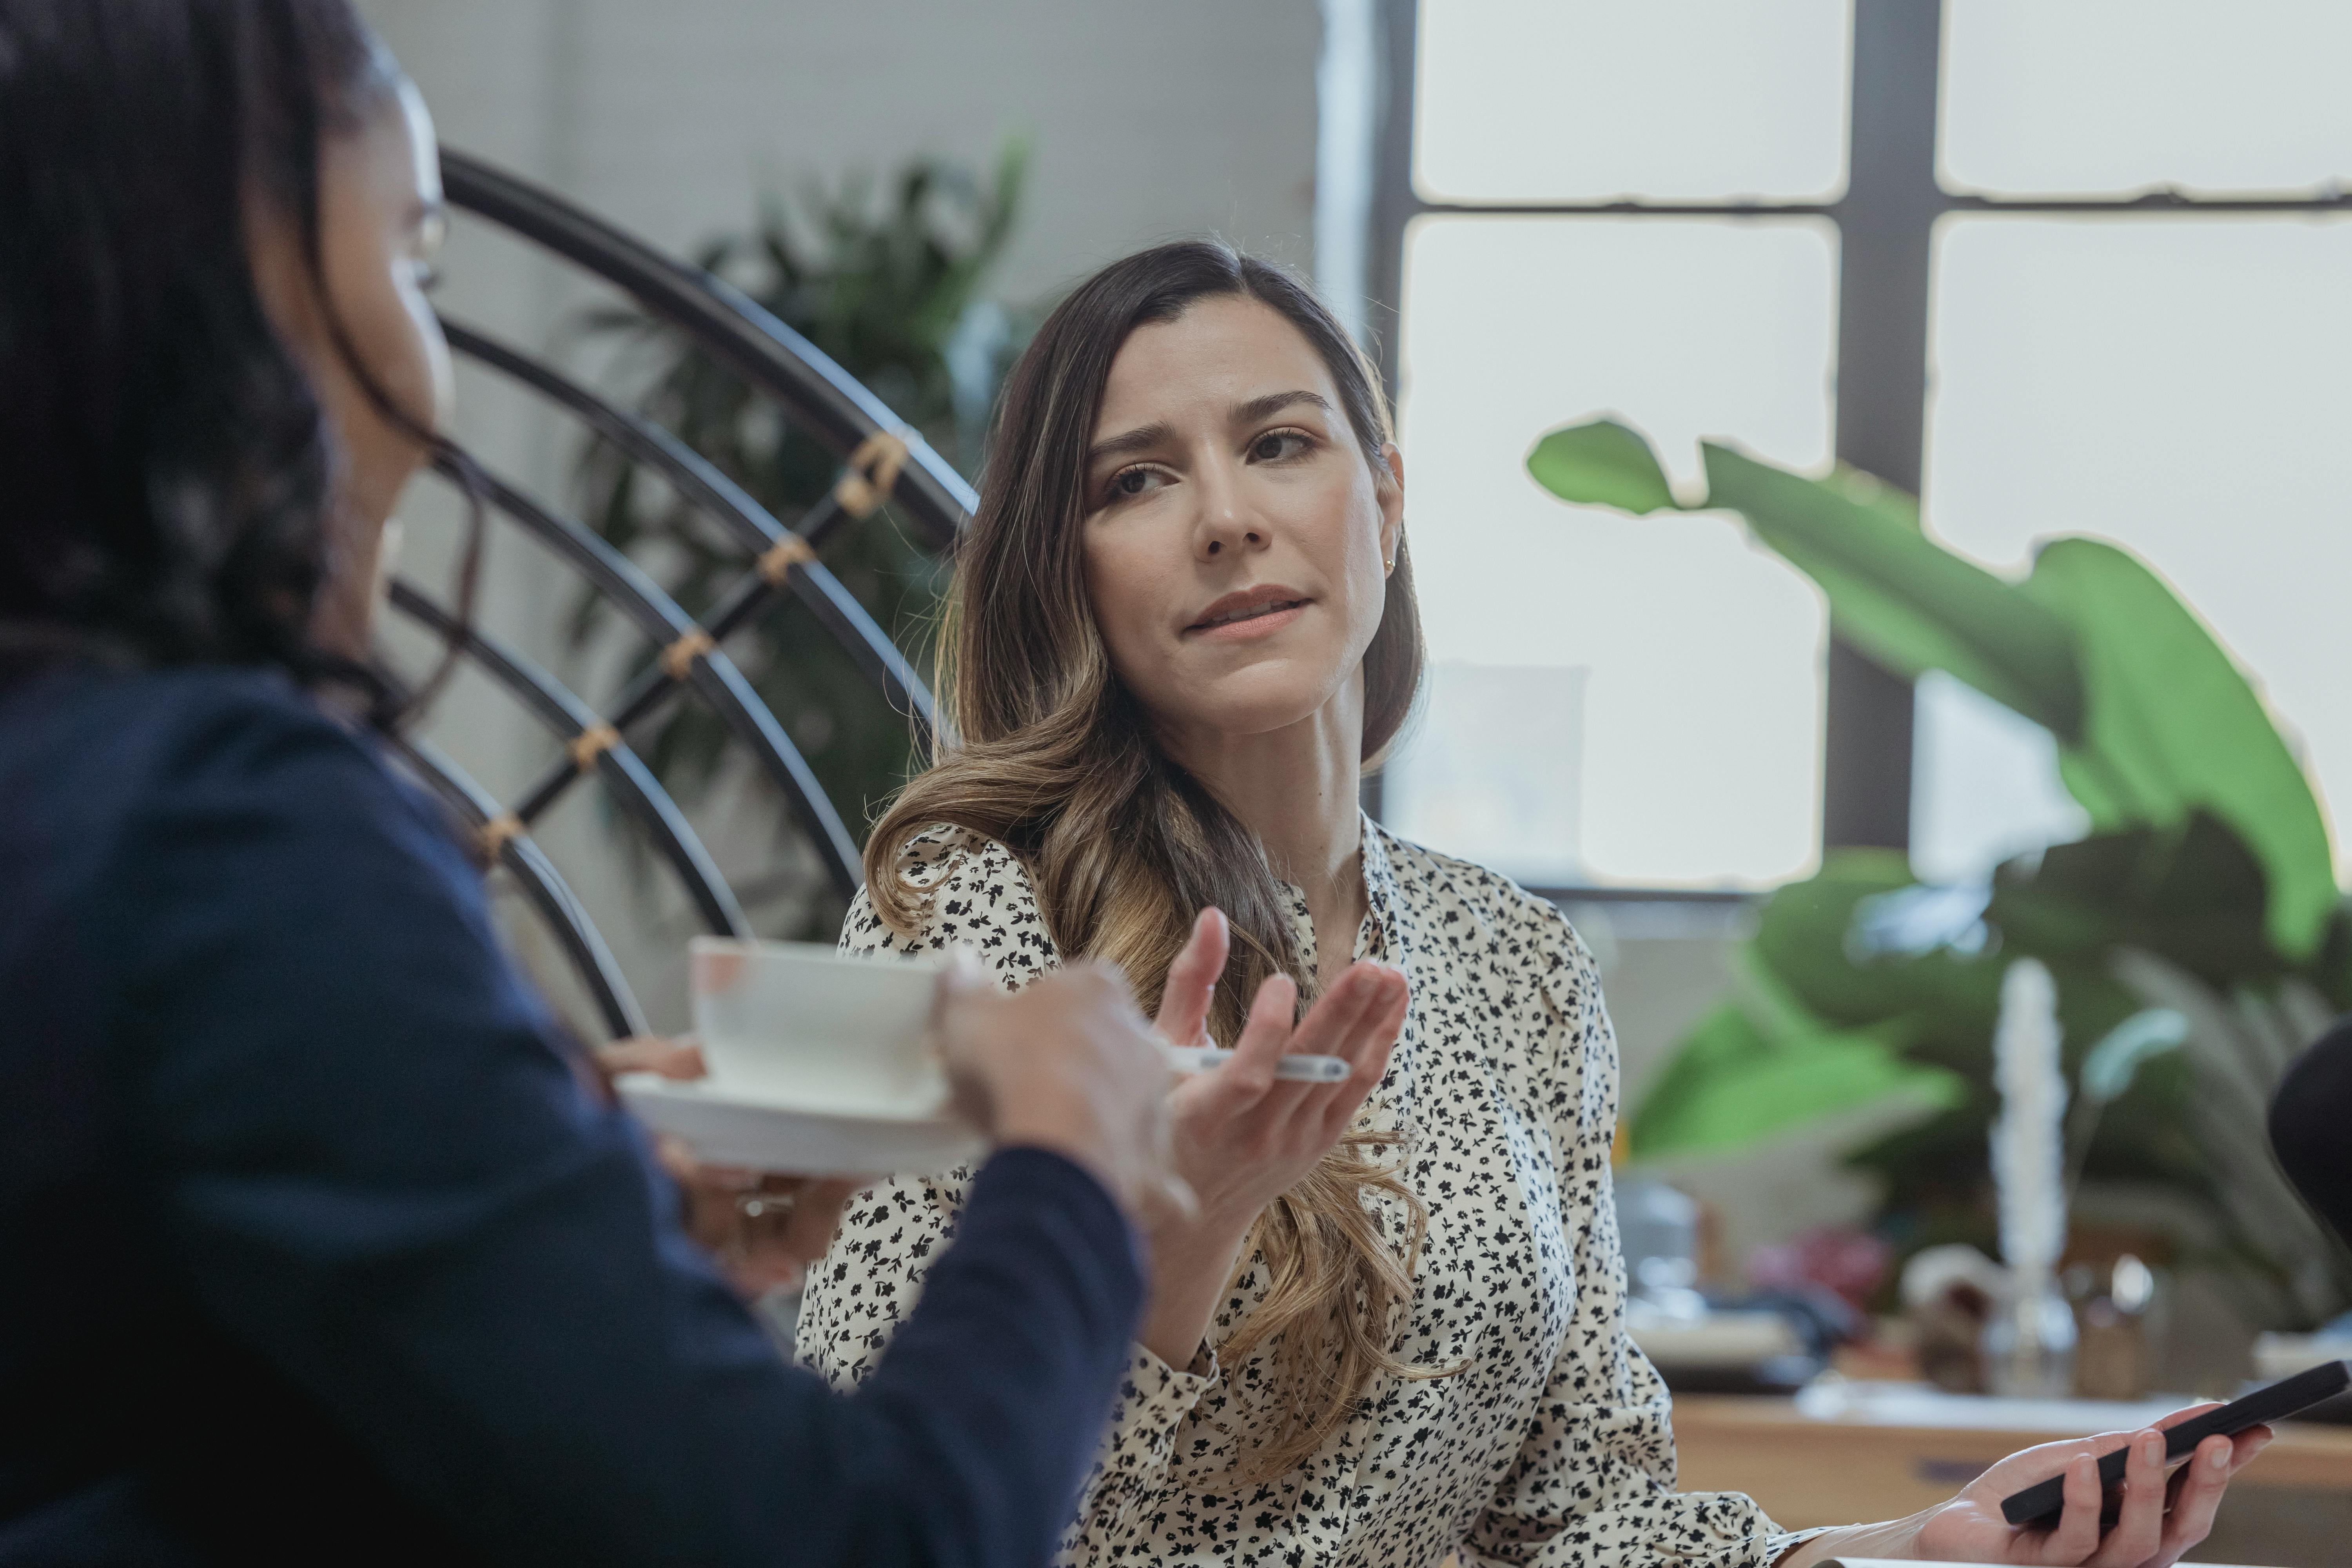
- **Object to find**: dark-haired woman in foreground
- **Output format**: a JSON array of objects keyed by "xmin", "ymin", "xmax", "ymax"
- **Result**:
[
  {"xmin": 0, "ymin": 3, "xmax": 1184, "ymax": 1563},
  {"xmin": 798, "ymin": 240, "xmax": 2270, "ymax": 1567}
]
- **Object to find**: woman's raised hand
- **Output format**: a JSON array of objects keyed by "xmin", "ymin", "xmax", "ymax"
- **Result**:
[
  {"xmin": 1134, "ymin": 907, "xmax": 1408, "ymax": 1367},
  {"xmin": 1154, "ymin": 906, "xmax": 1406, "ymax": 1227}
]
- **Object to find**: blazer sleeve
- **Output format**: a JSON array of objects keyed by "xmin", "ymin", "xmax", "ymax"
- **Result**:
[
  {"xmin": 1462, "ymin": 912, "xmax": 1818, "ymax": 1568},
  {"xmin": 100, "ymin": 697, "xmax": 1144, "ymax": 1568},
  {"xmin": 800, "ymin": 828, "xmax": 1225, "ymax": 1566}
]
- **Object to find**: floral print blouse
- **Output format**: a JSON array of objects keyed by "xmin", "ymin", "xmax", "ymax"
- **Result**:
[{"xmin": 797, "ymin": 817, "xmax": 1809, "ymax": 1568}]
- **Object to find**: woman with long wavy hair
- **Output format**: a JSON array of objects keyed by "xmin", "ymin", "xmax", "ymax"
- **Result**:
[{"xmin": 797, "ymin": 240, "xmax": 2267, "ymax": 1568}]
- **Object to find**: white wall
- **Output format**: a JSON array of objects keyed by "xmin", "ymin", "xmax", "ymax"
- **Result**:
[{"xmin": 367, "ymin": 0, "xmax": 1321, "ymax": 321}]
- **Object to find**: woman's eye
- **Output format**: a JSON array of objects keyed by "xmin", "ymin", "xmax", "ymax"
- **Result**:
[
  {"xmin": 1250, "ymin": 430, "xmax": 1312, "ymax": 462},
  {"xmin": 1107, "ymin": 466, "xmax": 1169, "ymax": 501}
]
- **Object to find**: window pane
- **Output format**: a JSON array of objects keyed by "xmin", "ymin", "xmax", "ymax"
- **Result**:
[
  {"xmin": 1942, "ymin": 0, "xmax": 2352, "ymax": 197},
  {"xmin": 1910, "ymin": 672, "xmax": 2087, "ymax": 886},
  {"xmin": 1387, "ymin": 216, "xmax": 1836, "ymax": 888},
  {"xmin": 1415, "ymin": 0, "xmax": 1851, "ymax": 204},
  {"xmin": 1387, "ymin": 664, "xmax": 1586, "ymax": 884},
  {"xmin": 1918, "ymin": 216, "xmax": 2352, "ymax": 878}
]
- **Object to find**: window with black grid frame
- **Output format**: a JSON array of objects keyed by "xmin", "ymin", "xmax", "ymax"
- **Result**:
[{"xmin": 1367, "ymin": 0, "xmax": 2352, "ymax": 900}]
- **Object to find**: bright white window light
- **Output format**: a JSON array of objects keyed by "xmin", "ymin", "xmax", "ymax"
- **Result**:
[
  {"xmin": 1385, "ymin": 664, "xmax": 1587, "ymax": 885},
  {"xmin": 1918, "ymin": 216, "xmax": 2352, "ymax": 881},
  {"xmin": 1942, "ymin": 0, "xmax": 2352, "ymax": 197},
  {"xmin": 1390, "ymin": 216, "xmax": 1836, "ymax": 888},
  {"xmin": 1414, "ymin": 0, "xmax": 1852, "ymax": 204},
  {"xmin": 1909, "ymin": 672, "xmax": 2087, "ymax": 886}
]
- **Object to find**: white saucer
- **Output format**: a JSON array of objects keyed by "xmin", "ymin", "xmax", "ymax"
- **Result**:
[{"xmin": 616, "ymin": 1074, "xmax": 984, "ymax": 1176}]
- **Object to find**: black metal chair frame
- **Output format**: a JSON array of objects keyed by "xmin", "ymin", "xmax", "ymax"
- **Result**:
[{"xmin": 388, "ymin": 150, "xmax": 971, "ymax": 1039}]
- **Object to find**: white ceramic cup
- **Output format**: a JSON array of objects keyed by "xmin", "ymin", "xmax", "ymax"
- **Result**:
[{"xmin": 689, "ymin": 937, "xmax": 949, "ymax": 1118}]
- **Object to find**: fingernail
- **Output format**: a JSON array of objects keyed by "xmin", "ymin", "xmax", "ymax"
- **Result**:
[
  {"xmin": 2141, "ymin": 1432, "xmax": 2163, "ymax": 1463},
  {"xmin": 2209, "ymin": 1443, "xmax": 2230, "ymax": 1470}
]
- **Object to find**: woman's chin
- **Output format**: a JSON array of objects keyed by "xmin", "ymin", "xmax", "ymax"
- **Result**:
[{"xmin": 1156, "ymin": 679, "xmax": 1352, "ymax": 746}]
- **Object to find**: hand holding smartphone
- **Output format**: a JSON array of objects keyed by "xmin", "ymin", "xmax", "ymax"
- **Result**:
[{"xmin": 1998, "ymin": 1359, "xmax": 2347, "ymax": 1528}]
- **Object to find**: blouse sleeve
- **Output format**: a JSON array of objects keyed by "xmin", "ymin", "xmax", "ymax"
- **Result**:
[
  {"xmin": 1463, "ymin": 910, "xmax": 1818, "ymax": 1568},
  {"xmin": 796, "ymin": 827, "xmax": 1225, "ymax": 1562}
]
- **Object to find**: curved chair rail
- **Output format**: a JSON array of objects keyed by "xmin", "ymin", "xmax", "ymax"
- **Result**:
[
  {"xmin": 388, "ymin": 148, "xmax": 971, "ymax": 1040},
  {"xmin": 439, "ymin": 151, "xmax": 976, "ymax": 546}
]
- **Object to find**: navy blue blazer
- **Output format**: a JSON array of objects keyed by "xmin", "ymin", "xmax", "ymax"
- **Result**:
[{"xmin": 0, "ymin": 661, "xmax": 1142, "ymax": 1566}]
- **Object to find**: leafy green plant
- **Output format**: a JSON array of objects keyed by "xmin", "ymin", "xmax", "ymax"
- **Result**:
[
  {"xmin": 571, "ymin": 143, "xmax": 1029, "ymax": 920},
  {"xmin": 1528, "ymin": 418, "xmax": 2352, "ymax": 1323}
]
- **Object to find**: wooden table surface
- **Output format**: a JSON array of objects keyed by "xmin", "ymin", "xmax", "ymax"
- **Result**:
[{"xmin": 1673, "ymin": 1388, "xmax": 2352, "ymax": 1529}]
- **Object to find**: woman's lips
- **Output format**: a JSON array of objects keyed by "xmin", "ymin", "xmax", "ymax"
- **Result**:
[{"xmin": 1186, "ymin": 600, "xmax": 1308, "ymax": 642}]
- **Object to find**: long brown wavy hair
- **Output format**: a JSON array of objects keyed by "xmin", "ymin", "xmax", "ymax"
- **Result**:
[{"xmin": 866, "ymin": 240, "xmax": 1444, "ymax": 1482}]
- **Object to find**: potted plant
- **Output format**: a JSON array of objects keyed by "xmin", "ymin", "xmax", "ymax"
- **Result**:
[{"xmin": 1528, "ymin": 418, "xmax": 2352, "ymax": 1330}]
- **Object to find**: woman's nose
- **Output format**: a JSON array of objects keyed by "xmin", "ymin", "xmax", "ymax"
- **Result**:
[
  {"xmin": 1200, "ymin": 524, "xmax": 1266, "ymax": 558},
  {"xmin": 1194, "ymin": 460, "xmax": 1267, "ymax": 559}
]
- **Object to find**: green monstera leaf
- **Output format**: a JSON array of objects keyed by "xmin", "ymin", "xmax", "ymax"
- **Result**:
[
  {"xmin": 1697, "ymin": 443, "xmax": 2086, "ymax": 745},
  {"xmin": 1628, "ymin": 1000, "xmax": 1964, "ymax": 1161},
  {"xmin": 2022, "ymin": 539, "xmax": 2335, "ymax": 959},
  {"xmin": 1534, "ymin": 414, "xmax": 2342, "ymax": 1216},
  {"xmin": 1749, "ymin": 849, "xmax": 2000, "ymax": 1038},
  {"xmin": 1525, "ymin": 421, "xmax": 2085, "ymax": 742},
  {"xmin": 1528, "ymin": 416, "xmax": 2337, "ymax": 963},
  {"xmin": 1985, "ymin": 811, "xmax": 2288, "ymax": 985},
  {"xmin": 1524, "ymin": 418, "xmax": 1681, "ymax": 516}
]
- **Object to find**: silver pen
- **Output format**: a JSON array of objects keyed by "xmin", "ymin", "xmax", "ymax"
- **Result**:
[{"xmin": 1160, "ymin": 1044, "xmax": 1351, "ymax": 1083}]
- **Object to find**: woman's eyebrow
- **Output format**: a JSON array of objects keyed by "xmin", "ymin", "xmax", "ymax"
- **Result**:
[
  {"xmin": 1085, "ymin": 420, "xmax": 1173, "ymax": 466},
  {"xmin": 1232, "ymin": 390, "xmax": 1334, "ymax": 424}
]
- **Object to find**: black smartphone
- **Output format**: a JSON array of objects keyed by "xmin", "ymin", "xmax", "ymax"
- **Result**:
[{"xmin": 2000, "ymin": 1359, "xmax": 2349, "ymax": 1528}]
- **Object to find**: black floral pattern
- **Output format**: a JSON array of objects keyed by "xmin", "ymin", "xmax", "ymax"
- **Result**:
[{"xmin": 799, "ymin": 818, "xmax": 1813, "ymax": 1567}]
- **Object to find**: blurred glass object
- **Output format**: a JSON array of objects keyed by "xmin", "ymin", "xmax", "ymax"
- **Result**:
[
  {"xmin": 2067, "ymin": 1253, "xmax": 2161, "ymax": 1400},
  {"xmin": 1943, "ymin": 0, "xmax": 2352, "ymax": 197},
  {"xmin": 1983, "ymin": 1275, "xmax": 2079, "ymax": 1399},
  {"xmin": 1615, "ymin": 1177, "xmax": 1706, "ymax": 1317},
  {"xmin": 2112, "ymin": 1255, "xmax": 2156, "ymax": 1315},
  {"xmin": 1414, "ymin": 0, "xmax": 1851, "ymax": 203},
  {"xmin": 1397, "ymin": 216, "xmax": 1835, "ymax": 887},
  {"xmin": 1384, "ymin": 663, "xmax": 1586, "ymax": 885},
  {"xmin": 1919, "ymin": 217, "xmax": 2352, "ymax": 883}
]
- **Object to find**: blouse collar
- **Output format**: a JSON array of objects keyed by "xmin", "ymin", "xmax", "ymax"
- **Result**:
[{"xmin": 1271, "ymin": 808, "xmax": 1407, "ymax": 975}]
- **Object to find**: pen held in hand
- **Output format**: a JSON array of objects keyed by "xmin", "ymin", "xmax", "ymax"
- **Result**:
[{"xmin": 1159, "ymin": 1043, "xmax": 1352, "ymax": 1083}]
